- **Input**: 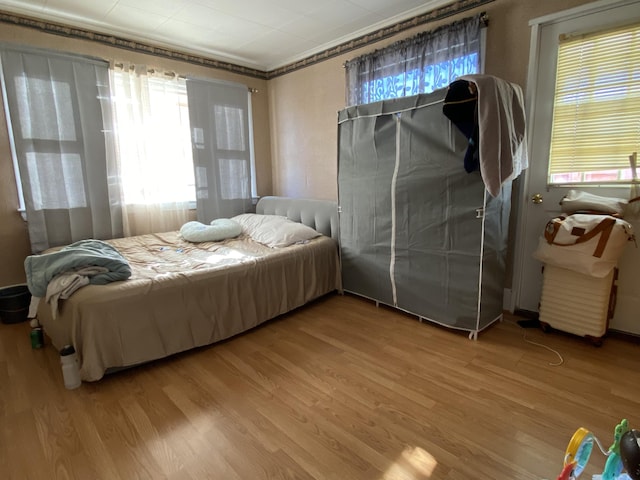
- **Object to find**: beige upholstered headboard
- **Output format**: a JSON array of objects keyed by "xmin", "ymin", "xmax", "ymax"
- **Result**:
[{"xmin": 255, "ymin": 196, "xmax": 339, "ymax": 241}]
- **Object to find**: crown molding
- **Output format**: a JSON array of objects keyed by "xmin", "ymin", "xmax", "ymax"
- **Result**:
[
  {"xmin": 0, "ymin": 0, "xmax": 494, "ymax": 81},
  {"xmin": 0, "ymin": 10, "xmax": 268, "ymax": 80},
  {"xmin": 267, "ymin": 0, "xmax": 494, "ymax": 79}
]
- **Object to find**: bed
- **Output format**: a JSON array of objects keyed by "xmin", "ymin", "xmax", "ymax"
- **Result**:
[{"xmin": 35, "ymin": 196, "xmax": 341, "ymax": 381}]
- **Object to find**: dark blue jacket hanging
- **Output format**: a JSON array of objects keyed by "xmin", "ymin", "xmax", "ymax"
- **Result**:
[{"xmin": 442, "ymin": 79, "xmax": 479, "ymax": 173}]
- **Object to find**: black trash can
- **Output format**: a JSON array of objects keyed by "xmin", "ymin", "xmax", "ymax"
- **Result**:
[{"xmin": 0, "ymin": 284, "xmax": 31, "ymax": 324}]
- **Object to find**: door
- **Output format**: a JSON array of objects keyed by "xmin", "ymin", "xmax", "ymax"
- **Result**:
[{"xmin": 513, "ymin": 0, "xmax": 640, "ymax": 334}]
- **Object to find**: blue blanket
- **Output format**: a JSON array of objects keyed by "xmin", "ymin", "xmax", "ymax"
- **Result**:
[{"xmin": 25, "ymin": 239, "xmax": 132, "ymax": 298}]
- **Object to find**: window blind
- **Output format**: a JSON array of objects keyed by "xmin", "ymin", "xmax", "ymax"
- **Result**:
[{"xmin": 548, "ymin": 22, "xmax": 640, "ymax": 182}]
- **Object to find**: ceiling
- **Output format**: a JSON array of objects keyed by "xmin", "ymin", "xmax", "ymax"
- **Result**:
[{"xmin": 0, "ymin": 0, "xmax": 454, "ymax": 72}]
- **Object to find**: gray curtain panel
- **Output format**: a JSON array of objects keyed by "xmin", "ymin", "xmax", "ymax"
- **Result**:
[
  {"xmin": 0, "ymin": 45, "xmax": 123, "ymax": 252},
  {"xmin": 186, "ymin": 78, "xmax": 252, "ymax": 222},
  {"xmin": 345, "ymin": 13, "xmax": 483, "ymax": 107}
]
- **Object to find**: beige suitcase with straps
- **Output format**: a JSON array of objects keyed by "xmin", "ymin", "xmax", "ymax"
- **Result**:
[
  {"xmin": 538, "ymin": 264, "xmax": 617, "ymax": 345},
  {"xmin": 533, "ymin": 213, "xmax": 633, "ymax": 345}
]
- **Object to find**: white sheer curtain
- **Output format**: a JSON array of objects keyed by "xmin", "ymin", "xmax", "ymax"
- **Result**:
[
  {"xmin": 109, "ymin": 63, "xmax": 195, "ymax": 236},
  {"xmin": 0, "ymin": 45, "xmax": 123, "ymax": 252},
  {"xmin": 345, "ymin": 14, "xmax": 484, "ymax": 106}
]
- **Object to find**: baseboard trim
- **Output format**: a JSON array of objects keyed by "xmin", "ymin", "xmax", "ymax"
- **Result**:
[{"xmin": 503, "ymin": 288, "xmax": 518, "ymax": 313}]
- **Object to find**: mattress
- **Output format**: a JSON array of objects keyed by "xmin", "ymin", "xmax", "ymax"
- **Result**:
[{"xmin": 37, "ymin": 231, "xmax": 341, "ymax": 381}]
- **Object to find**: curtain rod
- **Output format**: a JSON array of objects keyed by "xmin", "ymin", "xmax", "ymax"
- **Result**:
[
  {"xmin": 342, "ymin": 12, "xmax": 489, "ymax": 68},
  {"xmin": 112, "ymin": 62, "xmax": 259, "ymax": 93},
  {"xmin": 112, "ymin": 62, "xmax": 186, "ymax": 79}
]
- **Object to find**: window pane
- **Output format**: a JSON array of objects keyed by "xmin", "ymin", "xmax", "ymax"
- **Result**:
[
  {"xmin": 15, "ymin": 77, "xmax": 76, "ymax": 141},
  {"xmin": 362, "ymin": 54, "xmax": 480, "ymax": 104},
  {"xmin": 548, "ymin": 22, "xmax": 640, "ymax": 184},
  {"xmin": 219, "ymin": 159, "xmax": 248, "ymax": 200},
  {"xmin": 214, "ymin": 105, "xmax": 245, "ymax": 151},
  {"xmin": 26, "ymin": 152, "xmax": 86, "ymax": 209},
  {"xmin": 346, "ymin": 14, "xmax": 483, "ymax": 106},
  {"xmin": 111, "ymin": 72, "xmax": 195, "ymax": 204}
]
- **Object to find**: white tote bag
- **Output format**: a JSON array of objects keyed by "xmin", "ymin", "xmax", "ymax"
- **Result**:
[{"xmin": 533, "ymin": 214, "xmax": 635, "ymax": 277}]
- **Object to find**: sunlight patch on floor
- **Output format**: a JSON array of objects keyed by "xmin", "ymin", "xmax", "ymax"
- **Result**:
[{"xmin": 381, "ymin": 446, "xmax": 437, "ymax": 479}]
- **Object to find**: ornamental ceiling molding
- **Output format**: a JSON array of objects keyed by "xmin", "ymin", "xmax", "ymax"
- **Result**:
[
  {"xmin": 0, "ymin": 10, "xmax": 268, "ymax": 79},
  {"xmin": 0, "ymin": 0, "xmax": 494, "ymax": 81},
  {"xmin": 268, "ymin": 0, "xmax": 494, "ymax": 78}
]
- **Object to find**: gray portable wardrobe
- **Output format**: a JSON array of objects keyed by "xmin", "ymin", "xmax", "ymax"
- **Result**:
[{"xmin": 337, "ymin": 89, "xmax": 512, "ymax": 339}]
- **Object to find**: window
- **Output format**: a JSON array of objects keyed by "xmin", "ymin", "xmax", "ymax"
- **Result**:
[
  {"xmin": 186, "ymin": 77, "xmax": 253, "ymax": 222},
  {"xmin": 110, "ymin": 68, "xmax": 196, "ymax": 205},
  {"xmin": 1, "ymin": 44, "xmax": 256, "ymax": 249},
  {"xmin": 213, "ymin": 105, "xmax": 249, "ymax": 200},
  {"xmin": 345, "ymin": 14, "xmax": 485, "ymax": 106},
  {"xmin": 0, "ymin": 47, "xmax": 122, "ymax": 251},
  {"xmin": 548, "ymin": 22, "xmax": 640, "ymax": 185},
  {"xmin": 360, "ymin": 53, "xmax": 480, "ymax": 104},
  {"xmin": 15, "ymin": 77, "xmax": 87, "ymax": 210}
]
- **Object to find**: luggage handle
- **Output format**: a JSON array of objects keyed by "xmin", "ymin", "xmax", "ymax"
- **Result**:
[{"xmin": 544, "ymin": 216, "xmax": 616, "ymax": 258}]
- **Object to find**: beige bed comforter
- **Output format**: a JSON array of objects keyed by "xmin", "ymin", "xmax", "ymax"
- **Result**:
[{"xmin": 38, "ymin": 232, "xmax": 341, "ymax": 381}]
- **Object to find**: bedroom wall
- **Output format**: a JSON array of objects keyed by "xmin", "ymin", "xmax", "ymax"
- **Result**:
[
  {"xmin": 267, "ymin": 0, "xmax": 595, "ymax": 201},
  {"xmin": 0, "ymin": 0, "xmax": 599, "ymax": 287},
  {"xmin": 267, "ymin": 0, "xmax": 597, "ymax": 294},
  {"xmin": 0, "ymin": 23, "xmax": 271, "ymax": 286}
]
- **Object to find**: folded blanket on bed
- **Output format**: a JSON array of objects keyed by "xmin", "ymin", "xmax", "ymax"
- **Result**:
[{"xmin": 25, "ymin": 239, "xmax": 132, "ymax": 298}]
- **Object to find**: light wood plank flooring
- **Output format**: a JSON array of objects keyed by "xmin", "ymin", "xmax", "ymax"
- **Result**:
[{"xmin": 1, "ymin": 292, "xmax": 639, "ymax": 479}]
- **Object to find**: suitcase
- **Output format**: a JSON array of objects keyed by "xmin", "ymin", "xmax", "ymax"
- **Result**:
[{"xmin": 538, "ymin": 264, "xmax": 617, "ymax": 345}]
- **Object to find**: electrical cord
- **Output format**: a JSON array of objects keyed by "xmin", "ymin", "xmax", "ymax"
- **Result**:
[{"xmin": 521, "ymin": 328, "xmax": 564, "ymax": 366}]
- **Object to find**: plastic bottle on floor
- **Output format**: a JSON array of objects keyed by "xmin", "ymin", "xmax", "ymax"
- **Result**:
[{"xmin": 60, "ymin": 345, "xmax": 81, "ymax": 389}]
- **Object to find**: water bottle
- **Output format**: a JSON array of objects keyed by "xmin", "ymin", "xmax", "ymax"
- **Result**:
[{"xmin": 60, "ymin": 345, "xmax": 81, "ymax": 390}]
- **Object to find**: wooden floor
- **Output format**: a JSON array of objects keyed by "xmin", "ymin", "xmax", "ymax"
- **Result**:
[{"xmin": 1, "ymin": 293, "xmax": 639, "ymax": 480}]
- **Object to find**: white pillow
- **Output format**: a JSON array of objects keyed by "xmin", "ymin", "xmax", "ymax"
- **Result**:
[
  {"xmin": 560, "ymin": 189, "xmax": 628, "ymax": 215},
  {"xmin": 180, "ymin": 219, "xmax": 242, "ymax": 243},
  {"xmin": 231, "ymin": 213, "xmax": 321, "ymax": 248}
]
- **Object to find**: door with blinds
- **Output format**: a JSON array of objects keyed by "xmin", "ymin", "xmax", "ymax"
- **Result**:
[{"xmin": 513, "ymin": 0, "xmax": 640, "ymax": 334}]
